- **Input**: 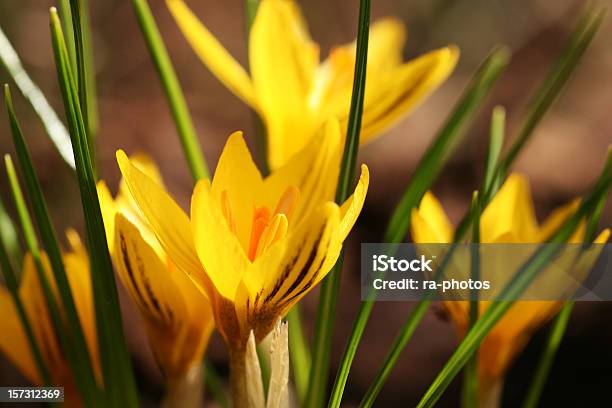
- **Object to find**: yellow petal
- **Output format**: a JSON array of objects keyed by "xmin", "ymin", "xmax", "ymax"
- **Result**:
[
  {"xmin": 166, "ymin": 0, "xmax": 258, "ymax": 108},
  {"xmin": 114, "ymin": 213, "xmax": 185, "ymax": 323},
  {"xmin": 338, "ymin": 164, "xmax": 369, "ymax": 242},
  {"xmin": 594, "ymin": 229, "xmax": 610, "ymax": 244},
  {"xmin": 365, "ymin": 18, "xmax": 407, "ymax": 71},
  {"xmin": 19, "ymin": 254, "xmax": 65, "ymax": 383},
  {"xmin": 113, "ymin": 213, "xmax": 213, "ymax": 376},
  {"xmin": 96, "ymin": 181, "xmax": 117, "ymax": 254},
  {"xmin": 250, "ymin": 0, "xmax": 319, "ymax": 168},
  {"xmin": 245, "ymin": 202, "xmax": 341, "ymax": 319},
  {"xmin": 116, "ymin": 150, "xmax": 208, "ymax": 292},
  {"xmin": 118, "ymin": 153, "xmax": 166, "ymax": 206},
  {"xmin": 63, "ymin": 230, "xmax": 100, "ymax": 379},
  {"xmin": 538, "ymin": 199, "xmax": 580, "ymax": 242},
  {"xmin": 0, "ymin": 288, "xmax": 40, "ymax": 384},
  {"xmin": 411, "ymin": 192, "xmax": 454, "ymax": 243},
  {"xmin": 310, "ymin": 18, "xmax": 407, "ymax": 115},
  {"xmin": 263, "ymin": 118, "xmax": 342, "ymax": 222},
  {"xmin": 357, "ymin": 46, "xmax": 459, "ymax": 142},
  {"xmin": 478, "ymin": 301, "xmax": 560, "ymax": 385},
  {"xmin": 212, "ymin": 132, "xmax": 264, "ymax": 249},
  {"xmin": 480, "ymin": 174, "xmax": 539, "ymax": 243},
  {"xmin": 192, "ymin": 179, "xmax": 250, "ymax": 301}
]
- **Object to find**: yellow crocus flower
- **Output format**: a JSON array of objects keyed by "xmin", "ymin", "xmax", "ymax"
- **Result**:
[
  {"xmin": 411, "ymin": 174, "xmax": 610, "ymax": 406},
  {"xmin": 97, "ymin": 156, "xmax": 214, "ymax": 405},
  {"xmin": 0, "ymin": 231, "xmax": 99, "ymax": 407},
  {"xmin": 166, "ymin": 0, "xmax": 459, "ymax": 169},
  {"xmin": 115, "ymin": 126, "xmax": 368, "ymax": 351}
]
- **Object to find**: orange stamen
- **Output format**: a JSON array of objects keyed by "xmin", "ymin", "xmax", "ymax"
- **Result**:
[
  {"xmin": 255, "ymin": 214, "xmax": 288, "ymax": 259},
  {"xmin": 248, "ymin": 207, "xmax": 271, "ymax": 261},
  {"xmin": 274, "ymin": 186, "xmax": 300, "ymax": 222},
  {"xmin": 246, "ymin": 187, "xmax": 299, "ymax": 261}
]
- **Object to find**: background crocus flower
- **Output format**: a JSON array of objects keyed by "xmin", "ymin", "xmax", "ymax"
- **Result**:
[
  {"xmin": 166, "ymin": 0, "xmax": 459, "ymax": 169},
  {"xmin": 97, "ymin": 156, "xmax": 214, "ymax": 407},
  {"xmin": 0, "ymin": 231, "xmax": 99, "ymax": 407},
  {"xmin": 411, "ymin": 174, "xmax": 610, "ymax": 407},
  {"xmin": 116, "ymin": 125, "xmax": 368, "ymax": 406}
]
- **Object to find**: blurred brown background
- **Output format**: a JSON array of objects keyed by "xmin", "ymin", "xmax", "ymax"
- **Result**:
[{"xmin": 1, "ymin": 0, "xmax": 611, "ymax": 406}]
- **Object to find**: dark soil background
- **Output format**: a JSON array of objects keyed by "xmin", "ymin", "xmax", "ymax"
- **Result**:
[{"xmin": 0, "ymin": 0, "xmax": 611, "ymax": 406}]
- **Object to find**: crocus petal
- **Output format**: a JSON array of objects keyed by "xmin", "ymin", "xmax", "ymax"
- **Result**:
[
  {"xmin": 212, "ymin": 132, "xmax": 264, "ymax": 249},
  {"xmin": 263, "ymin": 118, "xmax": 342, "ymax": 222},
  {"xmin": 192, "ymin": 179, "xmax": 250, "ymax": 301},
  {"xmin": 118, "ymin": 153, "xmax": 166, "ymax": 206},
  {"xmin": 338, "ymin": 164, "xmax": 370, "ymax": 242},
  {"xmin": 364, "ymin": 17, "xmax": 407, "ymax": 71},
  {"xmin": 247, "ymin": 203, "xmax": 341, "ymax": 317},
  {"xmin": 481, "ymin": 174, "xmax": 539, "ymax": 243},
  {"xmin": 63, "ymin": 230, "xmax": 100, "ymax": 378},
  {"xmin": 0, "ymin": 288, "xmax": 40, "ymax": 384},
  {"xmin": 114, "ymin": 213, "xmax": 185, "ymax": 323},
  {"xmin": 117, "ymin": 150, "xmax": 208, "ymax": 293},
  {"xmin": 166, "ymin": 0, "xmax": 258, "ymax": 109},
  {"xmin": 411, "ymin": 192, "xmax": 454, "ymax": 243},
  {"xmin": 357, "ymin": 46, "xmax": 459, "ymax": 142},
  {"xmin": 19, "ymin": 255, "xmax": 65, "ymax": 383},
  {"xmin": 478, "ymin": 301, "xmax": 560, "ymax": 386},
  {"xmin": 250, "ymin": 0, "xmax": 320, "ymax": 168},
  {"xmin": 310, "ymin": 17, "xmax": 406, "ymax": 114},
  {"xmin": 96, "ymin": 181, "xmax": 117, "ymax": 253},
  {"xmin": 114, "ymin": 213, "xmax": 213, "ymax": 376}
]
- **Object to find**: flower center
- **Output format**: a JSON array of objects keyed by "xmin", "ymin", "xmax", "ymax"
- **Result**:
[{"xmin": 221, "ymin": 187, "xmax": 300, "ymax": 261}]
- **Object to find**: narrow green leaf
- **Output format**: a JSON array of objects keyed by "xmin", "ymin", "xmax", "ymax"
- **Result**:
[
  {"xmin": 0, "ymin": 227, "xmax": 51, "ymax": 386},
  {"xmin": 257, "ymin": 344, "xmax": 271, "ymax": 395},
  {"xmin": 416, "ymin": 158, "xmax": 611, "ymax": 408},
  {"xmin": 57, "ymin": 0, "xmax": 77, "ymax": 74},
  {"xmin": 287, "ymin": 307, "xmax": 311, "ymax": 403},
  {"xmin": 130, "ymin": 0, "xmax": 209, "ymax": 181},
  {"xmin": 331, "ymin": 47, "xmax": 510, "ymax": 408},
  {"xmin": 462, "ymin": 192, "xmax": 480, "ymax": 408},
  {"xmin": 4, "ymin": 156, "xmax": 39, "ymax": 264},
  {"xmin": 356, "ymin": 8, "xmax": 603, "ymax": 404},
  {"xmin": 384, "ymin": 47, "xmax": 510, "ymax": 244},
  {"xmin": 49, "ymin": 10, "xmax": 139, "ymax": 406},
  {"xmin": 521, "ymin": 302, "xmax": 573, "ymax": 408},
  {"xmin": 0, "ymin": 26, "xmax": 74, "ymax": 169},
  {"xmin": 66, "ymin": 0, "xmax": 99, "ymax": 172},
  {"xmin": 522, "ymin": 149, "xmax": 611, "ymax": 408},
  {"xmin": 306, "ymin": 1, "xmax": 371, "ymax": 406},
  {"xmin": 4, "ymin": 86, "xmax": 102, "ymax": 405},
  {"xmin": 493, "ymin": 7, "xmax": 605, "ymax": 186},
  {"xmin": 483, "ymin": 106, "xmax": 505, "ymax": 194},
  {"xmin": 0, "ymin": 196, "xmax": 21, "ymax": 270},
  {"xmin": 455, "ymin": 5, "xmax": 604, "ymax": 244}
]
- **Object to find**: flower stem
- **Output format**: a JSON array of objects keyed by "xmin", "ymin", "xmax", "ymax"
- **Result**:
[
  {"xmin": 130, "ymin": 0, "xmax": 209, "ymax": 181},
  {"xmin": 162, "ymin": 364, "xmax": 204, "ymax": 408},
  {"xmin": 229, "ymin": 347, "xmax": 249, "ymax": 408},
  {"xmin": 306, "ymin": 0, "xmax": 371, "ymax": 406}
]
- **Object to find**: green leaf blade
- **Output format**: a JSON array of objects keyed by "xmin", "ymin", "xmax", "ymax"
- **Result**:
[
  {"xmin": 130, "ymin": 0, "xmax": 209, "ymax": 181},
  {"xmin": 49, "ymin": 10, "xmax": 139, "ymax": 407},
  {"xmin": 306, "ymin": 1, "xmax": 371, "ymax": 406}
]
